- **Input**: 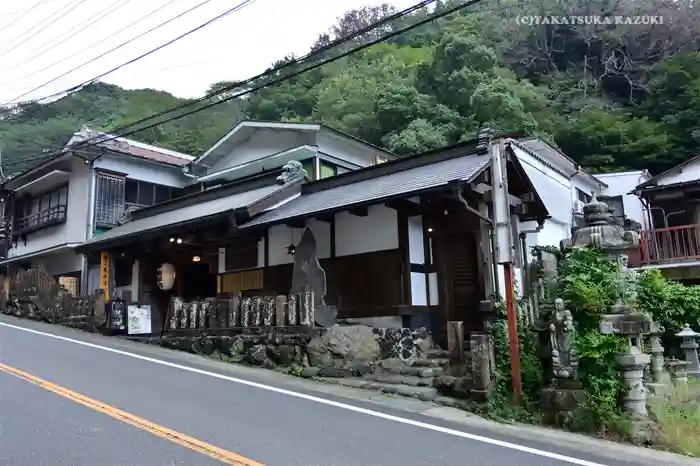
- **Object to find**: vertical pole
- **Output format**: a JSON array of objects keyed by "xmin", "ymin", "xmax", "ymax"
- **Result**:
[
  {"xmin": 490, "ymin": 136, "xmax": 522, "ymax": 404},
  {"xmin": 504, "ymin": 262, "xmax": 522, "ymax": 403}
]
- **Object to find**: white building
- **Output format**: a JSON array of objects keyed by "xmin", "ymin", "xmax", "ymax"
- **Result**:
[{"xmin": 1, "ymin": 121, "xmax": 395, "ymax": 294}]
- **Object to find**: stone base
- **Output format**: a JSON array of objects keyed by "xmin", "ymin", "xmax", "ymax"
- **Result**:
[
  {"xmin": 645, "ymin": 382, "xmax": 670, "ymax": 396},
  {"xmin": 540, "ymin": 387, "xmax": 587, "ymax": 427},
  {"xmin": 314, "ymin": 305, "xmax": 337, "ymax": 328}
]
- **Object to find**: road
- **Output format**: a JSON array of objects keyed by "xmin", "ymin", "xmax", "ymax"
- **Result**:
[{"xmin": 0, "ymin": 317, "xmax": 689, "ymax": 466}]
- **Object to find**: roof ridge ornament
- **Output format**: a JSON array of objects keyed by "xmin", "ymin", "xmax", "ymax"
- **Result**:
[{"xmin": 277, "ymin": 160, "xmax": 307, "ymax": 184}]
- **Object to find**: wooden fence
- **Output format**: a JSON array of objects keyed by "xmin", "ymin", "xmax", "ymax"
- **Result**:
[
  {"xmin": 0, "ymin": 268, "xmax": 105, "ymax": 328},
  {"xmin": 166, "ymin": 289, "xmax": 315, "ymax": 333}
]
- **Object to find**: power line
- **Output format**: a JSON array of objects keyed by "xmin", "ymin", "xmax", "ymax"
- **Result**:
[
  {"xmin": 6, "ymin": 0, "xmax": 486, "ymax": 170},
  {"xmin": 1, "ymin": 0, "xmax": 185, "ymax": 88},
  {"xmin": 0, "ymin": 0, "xmax": 91, "ymax": 61},
  {"xmin": 1, "ymin": 0, "xmax": 252, "ymax": 106},
  {"xmin": 0, "ymin": 0, "xmax": 54, "ymax": 36},
  {"xmin": 3, "ymin": 0, "xmax": 136, "ymax": 74}
]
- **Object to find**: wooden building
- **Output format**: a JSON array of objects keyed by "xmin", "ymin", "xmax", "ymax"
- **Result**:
[{"xmin": 76, "ymin": 138, "xmax": 548, "ymax": 344}]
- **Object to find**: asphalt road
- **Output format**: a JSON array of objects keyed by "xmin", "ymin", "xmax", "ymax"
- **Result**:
[{"xmin": 0, "ymin": 317, "xmax": 683, "ymax": 466}]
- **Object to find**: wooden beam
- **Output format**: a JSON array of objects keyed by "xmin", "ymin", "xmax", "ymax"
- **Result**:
[
  {"xmin": 285, "ymin": 218, "xmax": 306, "ymax": 229},
  {"xmin": 384, "ymin": 199, "xmax": 424, "ymax": 216},
  {"xmin": 349, "ymin": 206, "xmax": 368, "ymax": 217},
  {"xmin": 315, "ymin": 213, "xmax": 334, "ymax": 223}
]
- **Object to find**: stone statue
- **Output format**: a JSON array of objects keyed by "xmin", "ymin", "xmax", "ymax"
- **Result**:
[
  {"xmin": 290, "ymin": 227, "xmax": 337, "ymax": 327},
  {"xmin": 277, "ymin": 161, "xmax": 308, "ymax": 184},
  {"xmin": 561, "ymin": 192, "xmax": 639, "ymax": 255},
  {"xmin": 549, "ymin": 298, "xmax": 579, "ymax": 380}
]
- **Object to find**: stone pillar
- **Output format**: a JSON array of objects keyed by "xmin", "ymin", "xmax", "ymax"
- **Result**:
[
  {"xmin": 676, "ymin": 324, "xmax": 700, "ymax": 378},
  {"xmin": 615, "ymin": 352, "xmax": 651, "ymax": 419},
  {"xmin": 447, "ymin": 321, "xmax": 465, "ymax": 367},
  {"xmin": 667, "ymin": 359, "xmax": 689, "ymax": 387},
  {"xmin": 649, "ymin": 335, "xmax": 665, "ymax": 383},
  {"xmin": 275, "ymin": 295, "xmax": 287, "ymax": 327},
  {"xmin": 469, "ymin": 332, "xmax": 492, "ymax": 401}
]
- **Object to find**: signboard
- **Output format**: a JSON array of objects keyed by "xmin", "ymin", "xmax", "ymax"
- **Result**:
[
  {"xmin": 108, "ymin": 300, "xmax": 126, "ymax": 332},
  {"xmin": 127, "ymin": 305, "xmax": 152, "ymax": 335},
  {"xmin": 99, "ymin": 252, "xmax": 110, "ymax": 300}
]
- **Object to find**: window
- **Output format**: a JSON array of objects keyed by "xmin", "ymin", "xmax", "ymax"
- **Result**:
[
  {"xmin": 96, "ymin": 175, "xmax": 180, "ymax": 226},
  {"xmin": 300, "ymin": 158, "xmax": 315, "ymax": 179},
  {"xmin": 95, "ymin": 173, "xmax": 125, "ymax": 226},
  {"xmin": 576, "ymin": 188, "xmax": 592, "ymax": 203},
  {"xmin": 225, "ymin": 243, "xmax": 259, "ymax": 272},
  {"xmin": 14, "ymin": 184, "xmax": 68, "ymax": 234},
  {"xmin": 319, "ymin": 162, "xmax": 337, "ymax": 179}
]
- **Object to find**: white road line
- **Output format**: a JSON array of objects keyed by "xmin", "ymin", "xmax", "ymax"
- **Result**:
[{"xmin": 0, "ymin": 321, "xmax": 608, "ymax": 466}]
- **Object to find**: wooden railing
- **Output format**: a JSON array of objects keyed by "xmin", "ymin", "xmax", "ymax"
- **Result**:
[
  {"xmin": 636, "ymin": 224, "xmax": 700, "ymax": 266},
  {"xmin": 13, "ymin": 205, "xmax": 67, "ymax": 235}
]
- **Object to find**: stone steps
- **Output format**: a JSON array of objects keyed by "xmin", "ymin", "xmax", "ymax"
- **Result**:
[
  {"xmin": 411, "ymin": 357, "xmax": 450, "ymax": 368},
  {"xmin": 325, "ymin": 377, "xmax": 438, "ymax": 401},
  {"xmin": 369, "ymin": 374, "xmax": 433, "ymax": 387}
]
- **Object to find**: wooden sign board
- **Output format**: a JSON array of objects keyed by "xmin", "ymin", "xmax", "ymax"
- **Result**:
[{"xmin": 100, "ymin": 252, "xmax": 110, "ymax": 301}]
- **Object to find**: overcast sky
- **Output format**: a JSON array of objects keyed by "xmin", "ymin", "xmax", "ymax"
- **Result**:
[{"xmin": 0, "ymin": 0, "xmax": 416, "ymax": 104}]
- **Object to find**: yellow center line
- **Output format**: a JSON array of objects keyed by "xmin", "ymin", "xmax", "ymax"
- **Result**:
[{"xmin": 0, "ymin": 362, "xmax": 265, "ymax": 466}]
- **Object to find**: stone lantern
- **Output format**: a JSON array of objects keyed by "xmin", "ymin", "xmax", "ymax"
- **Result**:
[{"xmin": 675, "ymin": 324, "xmax": 700, "ymax": 378}]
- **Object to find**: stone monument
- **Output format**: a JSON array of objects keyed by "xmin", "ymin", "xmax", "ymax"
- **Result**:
[
  {"xmin": 290, "ymin": 227, "xmax": 337, "ymax": 327},
  {"xmin": 563, "ymin": 193, "xmax": 652, "ymax": 438},
  {"xmin": 676, "ymin": 324, "xmax": 700, "ymax": 379},
  {"xmin": 540, "ymin": 298, "xmax": 585, "ymax": 425}
]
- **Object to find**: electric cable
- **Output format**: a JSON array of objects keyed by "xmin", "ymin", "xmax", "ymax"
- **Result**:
[
  {"xmin": 3, "ymin": 0, "xmax": 136, "ymax": 73},
  {"xmin": 1, "ymin": 0, "xmax": 185, "ymax": 87},
  {"xmin": 1, "ymin": 0, "xmax": 255, "ymax": 106},
  {"xmin": 0, "ymin": 0, "xmax": 92, "ymax": 61},
  {"xmin": 2, "ymin": 0, "xmax": 485, "ymax": 170}
]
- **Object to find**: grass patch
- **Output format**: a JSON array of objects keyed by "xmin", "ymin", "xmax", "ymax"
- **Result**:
[{"xmin": 649, "ymin": 380, "xmax": 700, "ymax": 456}]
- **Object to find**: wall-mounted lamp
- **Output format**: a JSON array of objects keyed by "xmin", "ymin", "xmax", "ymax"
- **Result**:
[
  {"xmin": 427, "ymin": 227, "xmax": 434, "ymax": 233},
  {"xmin": 192, "ymin": 255, "xmax": 201, "ymax": 262},
  {"xmin": 169, "ymin": 237, "xmax": 175, "ymax": 243},
  {"xmin": 176, "ymin": 238, "xmax": 183, "ymax": 244},
  {"xmin": 287, "ymin": 227, "xmax": 296, "ymax": 255}
]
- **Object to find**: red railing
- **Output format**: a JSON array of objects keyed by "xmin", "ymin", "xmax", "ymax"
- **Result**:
[{"xmin": 636, "ymin": 224, "xmax": 700, "ymax": 266}]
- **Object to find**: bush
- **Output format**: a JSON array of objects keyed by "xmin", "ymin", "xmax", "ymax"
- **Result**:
[{"xmin": 637, "ymin": 269, "xmax": 700, "ymax": 333}]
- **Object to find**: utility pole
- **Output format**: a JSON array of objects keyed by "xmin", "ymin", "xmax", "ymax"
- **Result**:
[{"xmin": 489, "ymin": 136, "xmax": 522, "ymax": 404}]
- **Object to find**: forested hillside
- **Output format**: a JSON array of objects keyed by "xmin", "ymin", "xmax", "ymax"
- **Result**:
[{"xmin": 2, "ymin": 0, "xmax": 700, "ymax": 175}]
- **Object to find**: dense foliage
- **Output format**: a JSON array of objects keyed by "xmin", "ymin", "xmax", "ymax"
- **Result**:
[{"xmin": 3, "ymin": 0, "xmax": 700, "ymax": 175}]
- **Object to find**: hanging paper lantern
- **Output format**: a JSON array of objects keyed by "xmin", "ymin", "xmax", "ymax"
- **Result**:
[{"xmin": 157, "ymin": 263, "xmax": 176, "ymax": 291}]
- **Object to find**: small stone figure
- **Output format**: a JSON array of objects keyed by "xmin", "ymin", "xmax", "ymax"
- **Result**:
[
  {"xmin": 549, "ymin": 298, "xmax": 579, "ymax": 380},
  {"xmin": 276, "ymin": 161, "xmax": 307, "ymax": 183}
]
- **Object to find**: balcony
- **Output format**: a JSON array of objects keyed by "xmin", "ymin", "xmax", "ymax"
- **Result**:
[
  {"xmin": 633, "ymin": 224, "xmax": 700, "ymax": 267},
  {"xmin": 13, "ymin": 205, "xmax": 67, "ymax": 236}
]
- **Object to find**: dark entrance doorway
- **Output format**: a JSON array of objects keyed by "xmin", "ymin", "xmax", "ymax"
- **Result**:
[
  {"xmin": 443, "ymin": 231, "xmax": 482, "ymax": 334},
  {"xmin": 182, "ymin": 262, "xmax": 217, "ymax": 301}
]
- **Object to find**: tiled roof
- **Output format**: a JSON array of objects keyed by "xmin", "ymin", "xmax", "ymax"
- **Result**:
[
  {"xmin": 242, "ymin": 151, "xmax": 490, "ymax": 228},
  {"xmin": 74, "ymin": 126, "xmax": 194, "ymax": 166}
]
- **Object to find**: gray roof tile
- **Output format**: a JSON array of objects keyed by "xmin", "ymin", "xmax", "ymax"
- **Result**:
[
  {"xmin": 243, "ymin": 153, "xmax": 490, "ymax": 228},
  {"xmin": 82, "ymin": 183, "xmax": 283, "ymax": 248}
]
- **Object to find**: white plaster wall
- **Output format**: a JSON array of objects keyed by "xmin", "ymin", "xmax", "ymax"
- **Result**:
[
  {"xmin": 513, "ymin": 145, "xmax": 575, "ymax": 224},
  {"xmin": 94, "ymin": 154, "xmax": 188, "ymax": 187},
  {"xmin": 650, "ymin": 160, "xmax": 700, "ymax": 186},
  {"xmin": 30, "ymin": 250, "xmax": 82, "ymax": 275},
  {"xmin": 267, "ymin": 219, "xmax": 332, "ymax": 266},
  {"xmin": 209, "ymin": 129, "xmax": 313, "ymax": 172},
  {"xmin": 335, "ymin": 205, "xmax": 398, "ymax": 256},
  {"xmin": 411, "ymin": 272, "xmax": 427, "ymax": 305},
  {"xmin": 316, "ymin": 131, "xmax": 390, "ymax": 167},
  {"xmin": 265, "ymin": 206, "xmax": 398, "ymax": 265},
  {"xmin": 597, "ymin": 171, "xmax": 651, "ymax": 227},
  {"xmin": 407, "ymin": 215, "xmax": 424, "ymax": 264},
  {"xmin": 9, "ymin": 158, "xmax": 91, "ymax": 259}
]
